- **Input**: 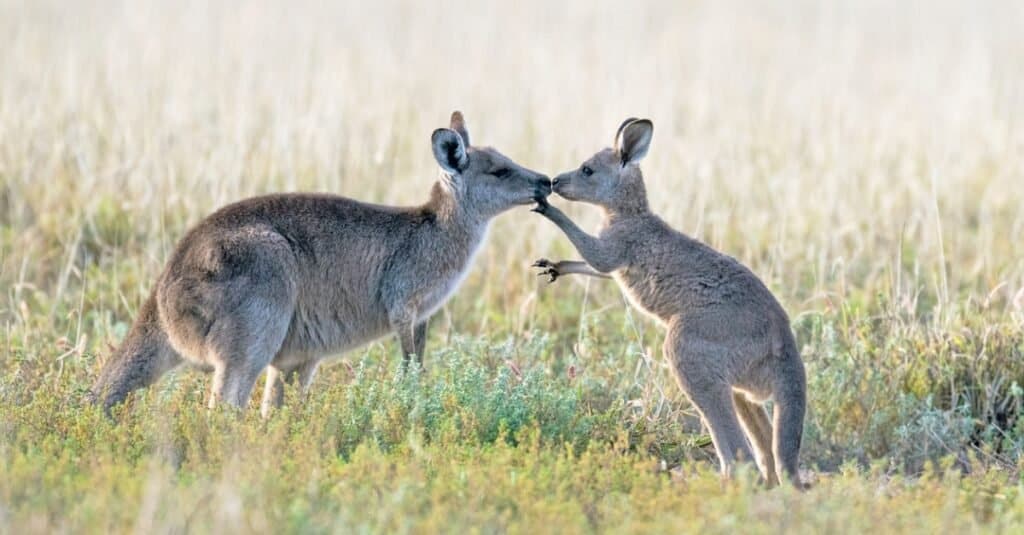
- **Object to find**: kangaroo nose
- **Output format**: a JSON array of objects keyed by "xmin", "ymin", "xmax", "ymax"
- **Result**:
[
  {"xmin": 536, "ymin": 176, "xmax": 551, "ymax": 190},
  {"xmin": 534, "ymin": 176, "xmax": 552, "ymax": 199}
]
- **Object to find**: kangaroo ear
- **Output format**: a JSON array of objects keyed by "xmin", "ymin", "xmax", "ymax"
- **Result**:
[
  {"xmin": 449, "ymin": 110, "xmax": 471, "ymax": 147},
  {"xmin": 613, "ymin": 117, "xmax": 639, "ymax": 147},
  {"xmin": 431, "ymin": 128, "xmax": 469, "ymax": 174},
  {"xmin": 615, "ymin": 119, "xmax": 653, "ymax": 166}
]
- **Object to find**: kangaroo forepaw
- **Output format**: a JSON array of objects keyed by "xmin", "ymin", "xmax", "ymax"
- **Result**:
[
  {"xmin": 533, "ymin": 259, "xmax": 560, "ymax": 283},
  {"xmin": 530, "ymin": 197, "xmax": 550, "ymax": 214}
]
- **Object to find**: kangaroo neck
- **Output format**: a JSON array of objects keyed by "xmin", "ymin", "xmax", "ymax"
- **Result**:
[
  {"xmin": 600, "ymin": 174, "xmax": 650, "ymax": 223},
  {"xmin": 424, "ymin": 181, "xmax": 490, "ymax": 236},
  {"xmin": 601, "ymin": 197, "xmax": 651, "ymax": 225}
]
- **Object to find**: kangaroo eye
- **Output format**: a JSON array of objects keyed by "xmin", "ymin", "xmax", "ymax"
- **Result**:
[
  {"xmin": 581, "ymin": 165, "xmax": 594, "ymax": 176},
  {"xmin": 493, "ymin": 168, "xmax": 513, "ymax": 178}
]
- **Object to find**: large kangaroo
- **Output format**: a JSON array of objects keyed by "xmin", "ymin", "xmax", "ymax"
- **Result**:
[
  {"xmin": 92, "ymin": 111, "xmax": 551, "ymax": 416},
  {"xmin": 532, "ymin": 118, "xmax": 806, "ymax": 488}
]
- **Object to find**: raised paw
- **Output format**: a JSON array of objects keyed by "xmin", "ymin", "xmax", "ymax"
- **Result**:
[
  {"xmin": 533, "ymin": 258, "xmax": 560, "ymax": 283},
  {"xmin": 530, "ymin": 196, "xmax": 550, "ymax": 214}
]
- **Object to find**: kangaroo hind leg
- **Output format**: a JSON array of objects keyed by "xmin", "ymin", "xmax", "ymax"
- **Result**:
[
  {"xmin": 665, "ymin": 328, "xmax": 754, "ymax": 477},
  {"xmin": 734, "ymin": 392, "xmax": 779, "ymax": 487},
  {"xmin": 260, "ymin": 358, "xmax": 320, "ymax": 418},
  {"xmin": 684, "ymin": 382, "xmax": 755, "ymax": 477},
  {"xmin": 206, "ymin": 296, "xmax": 293, "ymax": 410}
]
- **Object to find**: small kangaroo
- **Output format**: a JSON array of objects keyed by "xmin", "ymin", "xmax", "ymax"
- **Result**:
[
  {"xmin": 532, "ymin": 118, "xmax": 806, "ymax": 488},
  {"xmin": 92, "ymin": 111, "xmax": 551, "ymax": 416}
]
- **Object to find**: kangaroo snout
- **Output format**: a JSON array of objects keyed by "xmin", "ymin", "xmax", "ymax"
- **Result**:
[
  {"xmin": 550, "ymin": 172, "xmax": 572, "ymax": 198},
  {"xmin": 533, "ymin": 175, "xmax": 553, "ymax": 200}
]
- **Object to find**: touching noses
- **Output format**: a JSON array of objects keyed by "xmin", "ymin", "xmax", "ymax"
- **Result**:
[
  {"xmin": 535, "ymin": 175, "xmax": 552, "ymax": 197},
  {"xmin": 550, "ymin": 173, "xmax": 569, "ymax": 192}
]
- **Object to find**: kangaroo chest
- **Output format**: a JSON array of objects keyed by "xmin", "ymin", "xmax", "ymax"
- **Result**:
[
  {"xmin": 415, "ymin": 226, "xmax": 488, "ymax": 320},
  {"xmin": 604, "ymin": 220, "xmax": 689, "ymax": 325},
  {"xmin": 613, "ymin": 267, "xmax": 674, "ymax": 325}
]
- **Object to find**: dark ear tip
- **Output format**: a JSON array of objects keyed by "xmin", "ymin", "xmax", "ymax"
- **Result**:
[
  {"xmin": 624, "ymin": 119, "xmax": 654, "ymax": 140},
  {"xmin": 451, "ymin": 110, "xmax": 464, "ymax": 122},
  {"xmin": 615, "ymin": 117, "xmax": 641, "ymax": 149},
  {"xmin": 617, "ymin": 117, "xmax": 639, "ymax": 134},
  {"xmin": 628, "ymin": 118, "xmax": 653, "ymax": 130}
]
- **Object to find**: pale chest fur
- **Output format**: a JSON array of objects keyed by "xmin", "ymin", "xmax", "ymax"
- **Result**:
[
  {"xmin": 603, "ymin": 217, "xmax": 678, "ymax": 325},
  {"xmin": 612, "ymin": 269, "xmax": 672, "ymax": 326},
  {"xmin": 416, "ymin": 224, "xmax": 488, "ymax": 320}
]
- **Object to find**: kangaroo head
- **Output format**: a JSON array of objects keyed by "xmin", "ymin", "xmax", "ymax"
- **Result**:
[
  {"xmin": 431, "ymin": 111, "xmax": 551, "ymax": 218},
  {"xmin": 552, "ymin": 118, "xmax": 653, "ymax": 212}
]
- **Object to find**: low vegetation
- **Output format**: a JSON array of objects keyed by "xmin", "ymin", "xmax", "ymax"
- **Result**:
[{"xmin": 3, "ymin": 0, "xmax": 1024, "ymax": 532}]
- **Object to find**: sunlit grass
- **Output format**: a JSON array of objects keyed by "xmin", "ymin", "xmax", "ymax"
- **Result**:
[{"xmin": 2, "ymin": 0, "xmax": 1024, "ymax": 532}]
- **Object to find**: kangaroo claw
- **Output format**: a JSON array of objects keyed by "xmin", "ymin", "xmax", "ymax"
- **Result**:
[{"xmin": 535, "ymin": 266, "xmax": 559, "ymax": 283}]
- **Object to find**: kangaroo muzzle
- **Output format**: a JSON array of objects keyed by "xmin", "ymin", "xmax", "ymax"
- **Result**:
[
  {"xmin": 533, "ymin": 176, "xmax": 553, "ymax": 200},
  {"xmin": 550, "ymin": 172, "xmax": 572, "ymax": 197}
]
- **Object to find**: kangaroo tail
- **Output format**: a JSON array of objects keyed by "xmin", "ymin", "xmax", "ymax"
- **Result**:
[
  {"xmin": 91, "ymin": 292, "xmax": 181, "ymax": 413},
  {"xmin": 772, "ymin": 344, "xmax": 807, "ymax": 489}
]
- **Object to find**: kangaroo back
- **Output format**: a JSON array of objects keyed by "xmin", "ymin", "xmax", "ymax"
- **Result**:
[{"xmin": 91, "ymin": 293, "xmax": 181, "ymax": 412}]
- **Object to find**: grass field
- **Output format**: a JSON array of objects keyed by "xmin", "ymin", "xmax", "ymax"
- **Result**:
[{"xmin": 3, "ymin": 0, "xmax": 1024, "ymax": 532}]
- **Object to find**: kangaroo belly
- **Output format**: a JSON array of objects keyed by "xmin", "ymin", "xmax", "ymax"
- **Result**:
[
  {"xmin": 281, "ymin": 298, "xmax": 391, "ymax": 357},
  {"xmin": 613, "ymin": 270, "xmax": 674, "ymax": 325}
]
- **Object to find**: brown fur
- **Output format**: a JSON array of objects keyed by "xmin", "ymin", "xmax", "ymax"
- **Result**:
[
  {"xmin": 92, "ymin": 111, "xmax": 551, "ymax": 416},
  {"xmin": 534, "ymin": 118, "xmax": 806, "ymax": 488}
]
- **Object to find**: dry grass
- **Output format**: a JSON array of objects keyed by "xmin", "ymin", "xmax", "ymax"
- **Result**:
[{"xmin": 2, "ymin": 0, "xmax": 1024, "ymax": 532}]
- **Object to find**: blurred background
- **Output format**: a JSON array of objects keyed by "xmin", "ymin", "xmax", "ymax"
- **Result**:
[
  {"xmin": 6, "ymin": 3, "xmax": 1024, "ymax": 524},
  {"xmin": 3, "ymin": 0, "xmax": 1022, "ymax": 321},
  {"xmin": 2, "ymin": 0, "xmax": 1024, "ymax": 476}
]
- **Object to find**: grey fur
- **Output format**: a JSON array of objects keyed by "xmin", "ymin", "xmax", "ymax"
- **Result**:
[
  {"xmin": 92, "ymin": 111, "xmax": 551, "ymax": 416},
  {"xmin": 534, "ymin": 118, "xmax": 806, "ymax": 488}
]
